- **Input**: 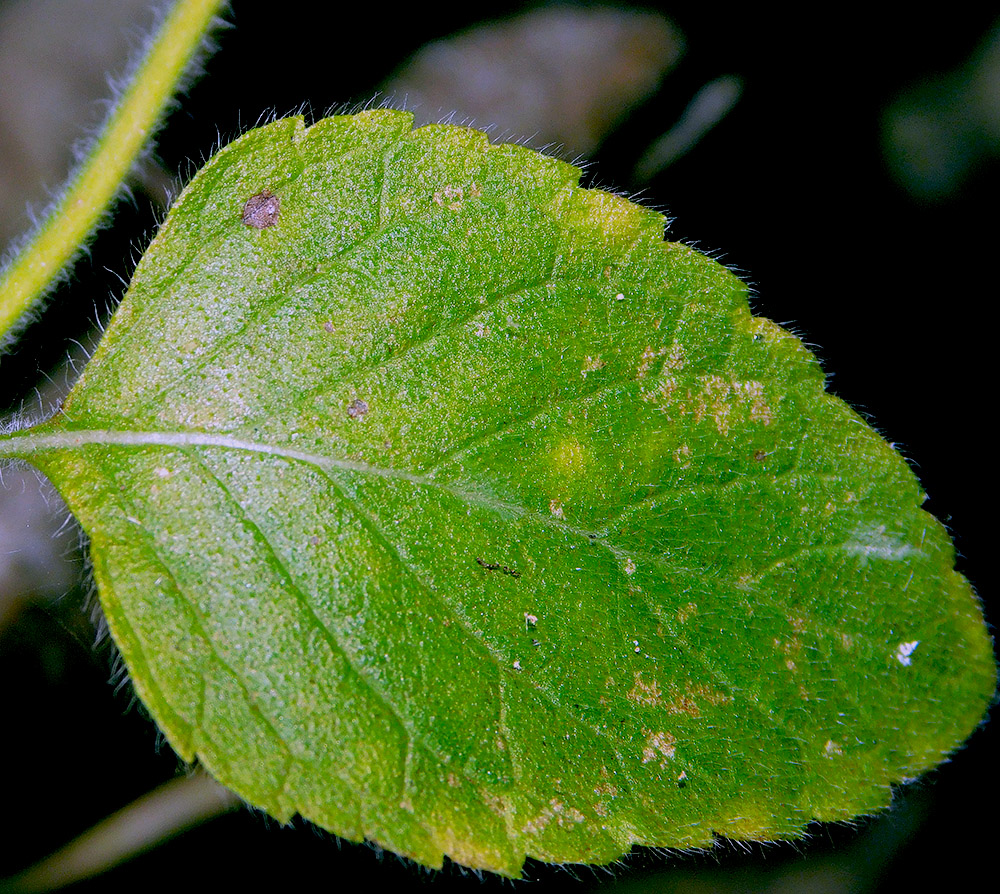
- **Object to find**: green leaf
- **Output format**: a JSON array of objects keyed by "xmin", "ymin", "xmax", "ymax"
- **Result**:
[{"xmin": 1, "ymin": 110, "xmax": 993, "ymax": 874}]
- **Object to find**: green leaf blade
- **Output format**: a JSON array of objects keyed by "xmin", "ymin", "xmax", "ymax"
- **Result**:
[{"xmin": 8, "ymin": 109, "xmax": 994, "ymax": 874}]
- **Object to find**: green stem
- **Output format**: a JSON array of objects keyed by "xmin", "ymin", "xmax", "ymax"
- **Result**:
[{"xmin": 0, "ymin": 0, "xmax": 227, "ymax": 344}]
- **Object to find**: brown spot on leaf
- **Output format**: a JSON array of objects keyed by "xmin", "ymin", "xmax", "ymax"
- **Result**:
[
  {"xmin": 665, "ymin": 341, "xmax": 686, "ymax": 370},
  {"xmin": 628, "ymin": 672, "xmax": 663, "ymax": 707},
  {"xmin": 347, "ymin": 399, "xmax": 369, "ymax": 419},
  {"xmin": 676, "ymin": 602, "xmax": 698, "ymax": 623},
  {"xmin": 433, "ymin": 184, "xmax": 465, "ymax": 211},
  {"xmin": 481, "ymin": 790, "xmax": 506, "ymax": 816},
  {"xmin": 581, "ymin": 355, "xmax": 606, "ymax": 377},
  {"xmin": 688, "ymin": 682, "xmax": 731, "ymax": 707},
  {"xmin": 641, "ymin": 730, "xmax": 676, "ymax": 765},
  {"xmin": 242, "ymin": 189, "xmax": 280, "ymax": 228},
  {"xmin": 522, "ymin": 798, "xmax": 585, "ymax": 835},
  {"xmin": 636, "ymin": 345, "xmax": 667, "ymax": 379},
  {"xmin": 667, "ymin": 694, "xmax": 700, "ymax": 717},
  {"xmin": 788, "ymin": 616, "xmax": 808, "ymax": 634}
]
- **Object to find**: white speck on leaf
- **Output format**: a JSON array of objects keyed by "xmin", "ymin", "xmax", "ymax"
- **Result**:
[
  {"xmin": 844, "ymin": 524, "xmax": 921, "ymax": 564},
  {"xmin": 896, "ymin": 640, "xmax": 920, "ymax": 666}
]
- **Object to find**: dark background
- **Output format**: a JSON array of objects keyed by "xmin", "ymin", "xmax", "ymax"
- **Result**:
[{"xmin": 1, "ymin": 3, "xmax": 996, "ymax": 891}]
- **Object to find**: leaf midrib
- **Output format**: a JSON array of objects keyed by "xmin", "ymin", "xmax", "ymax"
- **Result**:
[
  {"xmin": 1, "ymin": 427, "xmax": 639, "ymax": 549},
  {"xmin": 2, "ymin": 424, "xmax": 880, "ymax": 619}
]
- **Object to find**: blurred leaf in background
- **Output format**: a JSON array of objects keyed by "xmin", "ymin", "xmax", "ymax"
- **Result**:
[{"xmin": 883, "ymin": 19, "xmax": 1000, "ymax": 200}]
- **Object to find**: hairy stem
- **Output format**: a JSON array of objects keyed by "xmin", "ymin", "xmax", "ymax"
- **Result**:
[
  {"xmin": 0, "ymin": 0, "xmax": 227, "ymax": 345},
  {"xmin": 2, "ymin": 772, "xmax": 239, "ymax": 893}
]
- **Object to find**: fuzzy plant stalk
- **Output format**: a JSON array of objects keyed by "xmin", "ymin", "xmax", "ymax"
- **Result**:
[{"xmin": 0, "ymin": 0, "xmax": 227, "ymax": 346}]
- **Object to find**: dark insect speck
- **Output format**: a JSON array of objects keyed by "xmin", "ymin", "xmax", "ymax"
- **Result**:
[
  {"xmin": 242, "ymin": 190, "xmax": 280, "ymax": 229},
  {"xmin": 476, "ymin": 557, "xmax": 521, "ymax": 578},
  {"xmin": 347, "ymin": 399, "xmax": 369, "ymax": 419}
]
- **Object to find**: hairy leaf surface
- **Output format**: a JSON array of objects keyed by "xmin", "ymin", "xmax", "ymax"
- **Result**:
[{"xmin": 2, "ymin": 110, "xmax": 993, "ymax": 873}]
